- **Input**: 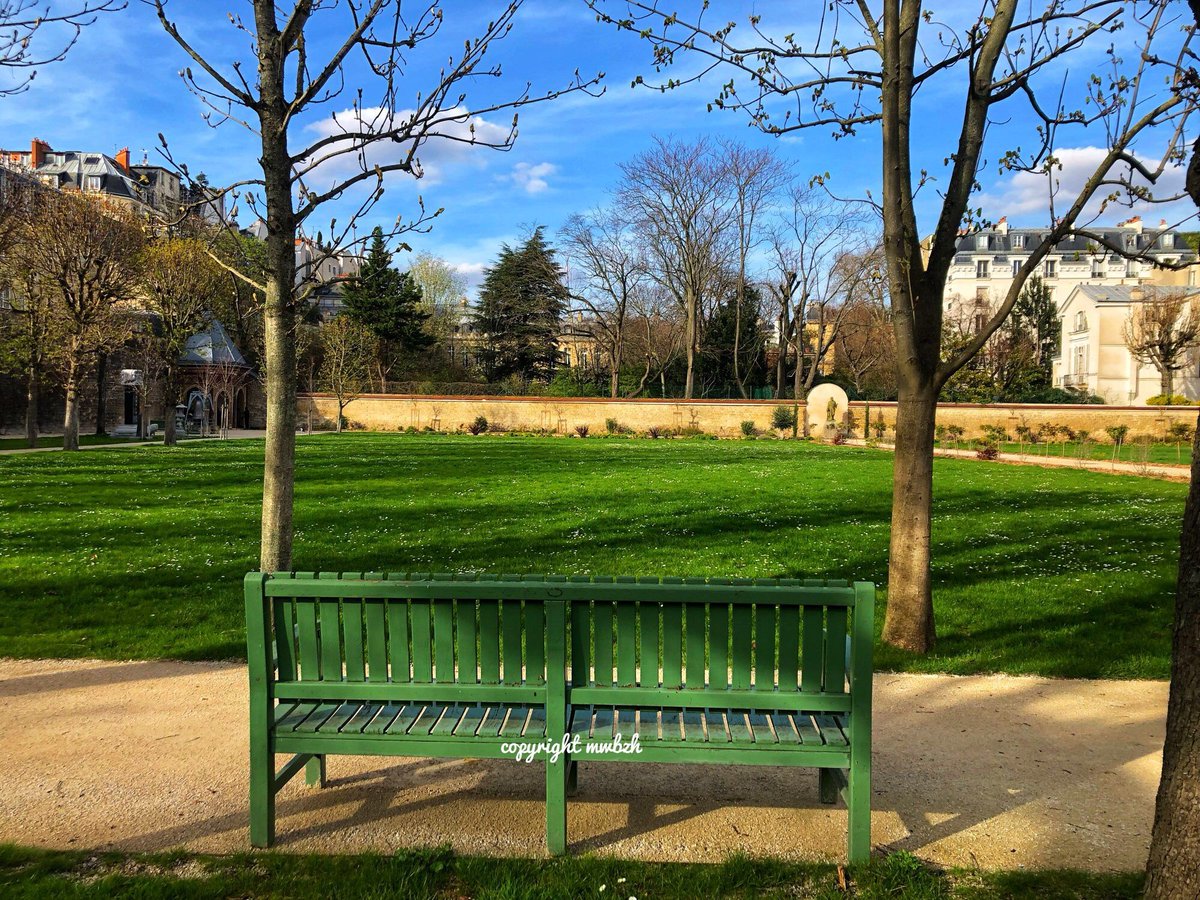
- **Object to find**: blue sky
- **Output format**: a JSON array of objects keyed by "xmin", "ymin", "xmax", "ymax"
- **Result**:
[{"xmin": 1, "ymin": 1, "xmax": 1194, "ymax": 295}]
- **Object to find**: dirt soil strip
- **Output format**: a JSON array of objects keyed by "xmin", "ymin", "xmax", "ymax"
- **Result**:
[{"xmin": 0, "ymin": 659, "xmax": 1166, "ymax": 871}]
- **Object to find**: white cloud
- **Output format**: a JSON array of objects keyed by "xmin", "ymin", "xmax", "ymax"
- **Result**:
[
  {"xmin": 507, "ymin": 161, "xmax": 558, "ymax": 194},
  {"xmin": 300, "ymin": 105, "xmax": 512, "ymax": 188},
  {"xmin": 976, "ymin": 145, "xmax": 1193, "ymax": 225}
]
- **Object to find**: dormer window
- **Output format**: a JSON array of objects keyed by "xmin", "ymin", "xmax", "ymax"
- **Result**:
[
  {"xmin": 976, "ymin": 234, "xmax": 989, "ymax": 251},
  {"xmin": 1163, "ymin": 233, "xmax": 1175, "ymax": 249},
  {"xmin": 976, "ymin": 260, "xmax": 990, "ymax": 278},
  {"xmin": 1011, "ymin": 234, "xmax": 1024, "ymax": 250}
]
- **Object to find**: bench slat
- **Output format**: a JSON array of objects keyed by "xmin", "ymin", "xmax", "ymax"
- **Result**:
[
  {"xmin": 710, "ymin": 604, "xmax": 729, "ymax": 690},
  {"xmin": 500, "ymin": 706, "xmax": 528, "ymax": 738},
  {"xmin": 387, "ymin": 600, "xmax": 410, "ymax": 683},
  {"xmin": 726, "ymin": 710, "xmax": 753, "ymax": 743},
  {"xmin": 570, "ymin": 598, "xmax": 590, "ymax": 687},
  {"xmin": 502, "ymin": 597, "xmax": 523, "ymax": 685},
  {"xmin": 274, "ymin": 600, "xmax": 298, "ymax": 681},
  {"xmin": 342, "ymin": 702, "xmax": 384, "ymax": 733},
  {"xmin": 747, "ymin": 712, "xmax": 774, "ymax": 745},
  {"xmin": 685, "ymin": 602, "xmax": 705, "ymax": 689},
  {"xmin": 430, "ymin": 704, "xmax": 467, "ymax": 736},
  {"xmin": 525, "ymin": 707, "xmax": 547, "ymax": 738},
  {"xmin": 411, "ymin": 601, "xmax": 433, "ymax": 683},
  {"xmin": 731, "ymin": 604, "xmax": 752, "ymax": 690},
  {"xmin": 365, "ymin": 601, "xmax": 388, "ymax": 683},
  {"xmin": 682, "ymin": 708, "xmax": 706, "ymax": 742},
  {"xmin": 593, "ymin": 601, "xmax": 614, "ymax": 687},
  {"xmin": 295, "ymin": 702, "xmax": 340, "ymax": 733},
  {"xmin": 362, "ymin": 703, "xmax": 403, "ymax": 734},
  {"xmin": 755, "ymin": 605, "xmax": 776, "ymax": 692},
  {"xmin": 801, "ymin": 606, "xmax": 825, "ymax": 692},
  {"xmin": 794, "ymin": 713, "xmax": 823, "ymax": 745},
  {"xmin": 526, "ymin": 601, "xmax": 545, "ymax": 684},
  {"xmin": 661, "ymin": 604, "xmax": 683, "ymax": 689},
  {"xmin": 660, "ymin": 708, "xmax": 684, "ymax": 741},
  {"xmin": 704, "ymin": 710, "xmax": 729, "ymax": 744},
  {"xmin": 479, "ymin": 599, "xmax": 500, "ymax": 684},
  {"xmin": 343, "ymin": 600, "xmax": 366, "ymax": 683},
  {"xmin": 770, "ymin": 712, "xmax": 800, "ymax": 745},
  {"xmin": 296, "ymin": 602, "xmax": 321, "ymax": 681},
  {"xmin": 639, "ymin": 601, "xmax": 660, "ymax": 688},
  {"xmin": 777, "ymin": 605, "xmax": 800, "ymax": 691},
  {"xmin": 384, "ymin": 705, "xmax": 421, "ymax": 735},
  {"xmin": 454, "ymin": 705, "xmax": 486, "ymax": 737},
  {"xmin": 434, "ymin": 600, "xmax": 455, "ymax": 683},
  {"xmin": 814, "ymin": 714, "xmax": 848, "ymax": 747},
  {"xmin": 320, "ymin": 701, "xmax": 362, "ymax": 733},
  {"xmin": 824, "ymin": 608, "xmax": 847, "ymax": 692}
]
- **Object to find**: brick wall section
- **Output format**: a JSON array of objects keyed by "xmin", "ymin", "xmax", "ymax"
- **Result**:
[{"xmin": 299, "ymin": 393, "xmax": 1200, "ymax": 442}]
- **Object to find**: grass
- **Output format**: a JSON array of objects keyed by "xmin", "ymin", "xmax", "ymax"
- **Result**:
[
  {"xmin": 934, "ymin": 439, "xmax": 1193, "ymax": 466},
  {"xmin": 0, "ymin": 844, "xmax": 1144, "ymax": 899},
  {"xmin": 0, "ymin": 433, "xmax": 1185, "ymax": 678},
  {"xmin": 0, "ymin": 434, "xmax": 155, "ymax": 451}
]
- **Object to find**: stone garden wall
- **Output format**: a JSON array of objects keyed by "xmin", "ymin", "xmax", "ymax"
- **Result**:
[{"xmin": 298, "ymin": 393, "xmax": 1199, "ymax": 443}]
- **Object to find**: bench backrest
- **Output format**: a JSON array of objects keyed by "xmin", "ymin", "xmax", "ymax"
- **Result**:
[{"xmin": 246, "ymin": 573, "xmax": 874, "ymax": 713}]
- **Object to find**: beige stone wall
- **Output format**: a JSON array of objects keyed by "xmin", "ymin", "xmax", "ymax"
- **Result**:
[
  {"xmin": 299, "ymin": 393, "xmax": 1198, "ymax": 442},
  {"xmin": 850, "ymin": 401, "xmax": 1197, "ymax": 442}
]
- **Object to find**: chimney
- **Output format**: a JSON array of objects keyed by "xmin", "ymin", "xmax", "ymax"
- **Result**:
[
  {"xmin": 995, "ymin": 216, "xmax": 1008, "ymax": 235},
  {"xmin": 115, "ymin": 147, "xmax": 130, "ymax": 173},
  {"xmin": 1131, "ymin": 286, "xmax": 1146, "ymax": 302},
  {"xmin": 30, "ymin": 138, "xmax": 50, "ymax": 168},
  {"xmin": 1126, "ymin": 215, "xmax": 1143, "ymax": 234}
]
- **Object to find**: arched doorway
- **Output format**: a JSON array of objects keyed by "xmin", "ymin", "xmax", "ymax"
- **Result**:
[{"xmin": 234, "ymin": 388, "xmax": 249, "ymax": 429}]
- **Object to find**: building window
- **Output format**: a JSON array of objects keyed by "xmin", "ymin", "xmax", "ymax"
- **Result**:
[
  {"xmin": 1127, "ymin": 261, "xmax": 1138, "ymax": 277},
  {"xmin": 973, "ymin": 313, "xmax": 986, "ymax": 333},
  {"xmin": 1044, "ymin": 260, "xmax": 1057, "ymax": 278},
  {"xmin": 975, "ymin": 260, "xmax": 989, "ymax": 278},
  {"xmin": 976, "ymin": 234, "xmax": 989, "ymax": 251},
  {"xmin": 1011, "ymin": 234, "xmax": 1024, "ymax": 250},
  {"xmin": 1073, "ymin": 345, "xmax": 1086, "ymax": 376},
  {"xmin": 1091, "ymin": 259, "xmax": 1105, "ymax": 278},
  {"xmin": 85, "ymin": 175, "xmax": 102, "ymax": 191},
  {"xmin": 1163, "ymin": 233, "xmax": 1175, "ymax": 249},
  {"xmin": 1012, "ymin": 260, "xmax": 1022, "ymax": 276},
  {"xmin": 1074, "ymin": 311, "xmax": 1087, "ymax": 332}
]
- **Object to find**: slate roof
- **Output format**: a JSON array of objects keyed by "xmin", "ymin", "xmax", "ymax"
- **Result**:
[
  {"xmin": 33, "ymin": 150, "xmax": 144, "ymax": 203},
  {"xmin": 180, "ymin": 319, "xmax": 249, "ymax": 367},
  {"xmin": 954, "ymin": 226, "xmax": 1194, "ymax": 258},
  {"xmin": 1069, "ymin": 284, "xmax": 1200, "ymax": 305}
]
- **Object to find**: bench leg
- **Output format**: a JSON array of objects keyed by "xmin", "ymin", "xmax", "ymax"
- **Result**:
[
  {"xmin": 566, "ymin": 760, "xmax": 578, "ymax": 798},
  {"xmin": 818, "ymin": 768, "xmax": 839, "ymax": 805},
  {"xmin": 846, "ymin": 756, "xmax": 871, "ymax": 865},
  {"xmin": 249, "ymin": 743, "xmax": 274, "ymax": 848},
  {"xmin": 546, "ymin": 754, "xmax": 568, "ymax": 855},
  {"xmin": 305, "ymin": 754, "xmax": 326, "ymax": 788}
]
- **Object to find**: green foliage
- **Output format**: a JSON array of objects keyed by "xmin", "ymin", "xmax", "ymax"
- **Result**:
[
  {"xmin": 1167, "ymin": 421, "xmax": 1194, "ymax": 442},
  {"xmin": 1105, "ymin": 424, "xmax": 1129, "ymax": 446},
  {"xmin": 771, "ymin": 405, "xmax": 796, "ymax": 431},
  {"xmin": 740, "ymin": 420, "xmax": 757, "ymax": 436},
  {"xmin": 468, "ymin": 415, "xmax": 488, "ymax": 435},
  {"xmin": 341, "ymin": 227, "xmax": 431, "ymax": 354},
  {"xmin": 872, "ymin": 418, "xmax": 887, "ymax": 440},
  {"xmin": 473, "ymin": 227, "xmax": 569, "ymax": 383},
  {"xmin": 605, "ymin": 417, "xmax": 622, "ymax": 435},
  {"xmin": 980, "ymin": 424, "xmax": 1009, "ymax": 447},
  {"xmin": 1147, "ymin": 394, "xmax": 1191, "ymax": 406},
  {"xmin": 700, "ymin": 285, "xmax": 770, "ymax": 396}
]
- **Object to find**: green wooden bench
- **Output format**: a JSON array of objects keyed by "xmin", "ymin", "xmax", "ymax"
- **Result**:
[{"xmin": 245, "ymin": 572, "xmax": 874, "ymax": 861}]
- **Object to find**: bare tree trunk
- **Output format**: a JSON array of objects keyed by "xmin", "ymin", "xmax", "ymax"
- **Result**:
[
  {"xmin": 62, "ymin": 347, "xmax": 81, "ymax": 451},
  {"xmin": 336, "ymin": 397, "xmax": 345, "ymax": 432},
  {"xmin": 881, "ymin": 383, "xmax": 939, "ymax": 652},
  {"xmin": 1162, "ymin": 368, "xmax": 1173, "ymax": 401},
  {"xmin": 684, "ymin": 288, "xmax": 697, "ymax": 399},
  {"xmin": 776, "ymin": 313, "xmax": 787, "ymax": 398},
  {"xmin": 163, "ymin": 365, "xmax": 179, "ymax": 447},
  {"xmin": 610, "ymin": 336, "xmax": 621, "ymax": 399},
  {"xmin": 1145, "ymin": 414, "xmax": 1200, "ymax": 899},
  {"xmin": 94, "ymin": 351, "xmax": 108, "ymax": 436},
  {"xmin": 25, "ymin": 366, "xmax": 38, "ymax": 448},
  {"xmin": 733, "ymin": 290, "xmax": 748, "ymax": 398}
]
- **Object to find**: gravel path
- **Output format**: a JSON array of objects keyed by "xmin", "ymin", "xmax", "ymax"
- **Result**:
[{"xmin": 0, "ymin": 658, "xmax": 1165, "ymax": 871}]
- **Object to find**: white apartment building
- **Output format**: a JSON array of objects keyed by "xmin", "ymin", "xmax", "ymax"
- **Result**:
[{"xmin": 944, "ymin": 215, "xmax": 1198, "ymax": 403}]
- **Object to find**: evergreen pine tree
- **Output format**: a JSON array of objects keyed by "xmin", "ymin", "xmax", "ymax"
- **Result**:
[
  {"xmin": 342, "ymin": 227, "xmax": 432, "ymax": 351},
  {"xmin": 474, "ymin": 227, "xmax": 568, "ymax": 382}
]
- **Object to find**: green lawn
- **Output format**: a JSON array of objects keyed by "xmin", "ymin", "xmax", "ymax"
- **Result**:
[
  {"xmin": 0, "ymin": 434, "xmax": 1185, "ymax": 678},
  {"xmin": 0, "ymin": 845, "xmax": 1143, "ymax": 899},
  {"xmin": 0, "ymin": 434, "xmax": 155, "ymax": 451},
  {"xmin": 933, "ymin": 439, "xmax": 1193, "ymax": 466}
]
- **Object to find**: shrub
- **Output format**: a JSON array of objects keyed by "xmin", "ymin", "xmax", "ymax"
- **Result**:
[
  {"xmin": 1105, "ymin": 424, "xmax": 1129, "ymax": 446},
  {"xmin": 832, "ymin": 431, "xmax": 847, "ymax": 445},
  {"xmin": 872, "ymin": 419, "xmax": 888, "ymax": 441},
  {"xmin": 976, "ymin": 445, "xmax": 999, "ymax": 460},
  {"xmin": 740, "ymin": 420, "xmax": 757, "ymax": 437},
  {"xmin": 1148, "ymin": 394, "xmax": 1191, "ymax": 406},
  {"xmin": 771, "ymin": 405, "xmax": 797, "ymax": 431},
  {"xmin": 574, "ymin": 424, "xmax": 590, "ymax": 438},
  {"xmin": 1168, "ymin": 421, "xmax": 1194, "ymax": 443},
  {"xmin": 980, "ymin": 424, "xmax": 1008, "ymax": 450},
  {"xmin": 935, "ymin": 424, "xmax": 947, "ymax": 442},
  {"xmin": 1015, "ymin": 424, "xmax": 1036, "ymax": 444},
  {"xmin": 468, "ymin": 415, "xmax": 488, "ymax": 435},
  {"xmin": 647, "ymin": 425, "xmax": 664, "ymax": 439},
  {"xmin": 943, "ymin": 424, "xmax": 965, "ymax": 446},
  {"xmin": 605, "ymin": 417, "xmax": 620, "ymax": 435}
]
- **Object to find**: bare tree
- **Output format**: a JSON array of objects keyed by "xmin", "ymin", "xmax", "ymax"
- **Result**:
[
  {"xmin": 562, "ymin": 206, "xmax": 647, "ymax": 398},
  {"xmin": 619, "ymin": 136, "xmax": 732, "ymax": 399},
  {"xmin": 140, "ymin": 237, "xmax": 230, "ymax": 445},
  {"xmin": 16, "ymin": 191, "xmax": 143, "ymax": 449},
  {"xmin": 625, "ymin": 285, "xmax": 683, "ymax": 398},
  {"xmin": 591, "ymin": 0, "xmax": 1198, "ymax": 652},
  {"xmin": 722, "ymin": 142, "xmax": 785, "ymax": 398},
  {"xmin": 408, "ymin": 252, "xmax": 466, "ymax": 345},
  {"xmin": 151, "ymin": 1, "xmax": 601, "ymax": 571},
  {"xmin": 768, "ymin": 184, "xmax": 872, "ymax": 399},
  {"xmin": 0, "ymin": 0, "xmax": 124, "ymax": 95},
  {"xmin": 319, "ymin": 315, "xmax": 374, "ymax": 432},
  {"xmin": 1124, "ymin": 289, "xmax": 1200, "ymax": 402}
]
